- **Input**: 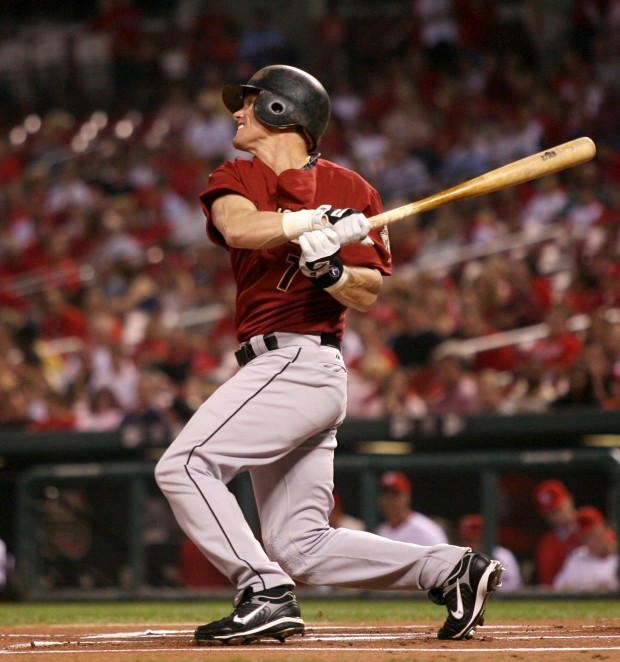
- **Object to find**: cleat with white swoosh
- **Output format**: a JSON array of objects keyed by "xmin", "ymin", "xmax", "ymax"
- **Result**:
[
  {"xmin": 194, "ymin": 585, "xmax": 305, "ymax": 646},
  {"xmin": 433, "ymin": 552, "xmax": 504, "ymax": 640}
]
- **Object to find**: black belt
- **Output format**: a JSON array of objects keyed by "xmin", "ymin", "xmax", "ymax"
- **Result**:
[{"xmin": 235, "ymin": 332, "xmax": 341, "ymax": 367}]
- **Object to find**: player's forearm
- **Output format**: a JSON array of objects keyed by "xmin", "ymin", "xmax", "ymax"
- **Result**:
[
  {"xmin": 211, "ymin": 194, "xmax": 293, "ymax": 249},
  {"xmin": 325, "ymin": 266, "xmax": 383, "ymax": 312},
  {"xmin": 216, "ymin": 210, "xmax": 288, "ymax": 249}
]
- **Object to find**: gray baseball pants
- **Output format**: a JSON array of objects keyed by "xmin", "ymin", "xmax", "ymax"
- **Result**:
[{"xmin": 155, "ymin": 332, "xmax": 468, "ymax": 594}]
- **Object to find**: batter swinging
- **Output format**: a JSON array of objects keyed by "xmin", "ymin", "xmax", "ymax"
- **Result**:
[{"xmin": 155, "ymin": 64, "xmax": 503, "ymax": 646}]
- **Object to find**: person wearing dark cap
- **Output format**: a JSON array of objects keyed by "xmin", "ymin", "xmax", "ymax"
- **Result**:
[
  {"xmin": 533, "ymin": 479, "xmax": 579, "ymax": 586},
  {"xmin": 553, "ymin": 506, "xmax": 618, "ymax": 592},
  {"xmin": 457, "ymin": 515, "xmax": 522, "ymax": 592},
  {"xmin": 375, "ymin": 471, "xmax": 448, "ymax": 546}
]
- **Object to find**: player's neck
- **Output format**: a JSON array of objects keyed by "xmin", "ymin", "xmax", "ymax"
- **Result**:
[{"xmin": 254, "ymin": 134, "xmax": 310, "ymax": 175}]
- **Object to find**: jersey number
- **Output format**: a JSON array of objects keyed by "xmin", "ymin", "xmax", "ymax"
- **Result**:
[{"xmin": 276, "ymin": 254, "xmax": 300, "ymax": 292}]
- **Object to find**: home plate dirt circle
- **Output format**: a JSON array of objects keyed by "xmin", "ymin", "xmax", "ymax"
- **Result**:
[{"xmin": 2, "ymin": 621, "xmax": 620, "ymax": 661}]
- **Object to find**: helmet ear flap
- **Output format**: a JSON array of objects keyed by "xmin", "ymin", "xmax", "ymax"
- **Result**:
[
  {"xmin": 267, "ymin": 99, "xmax": 286, "ymax": 116},
  {"xmin": 253, "ymin": 91, "xmax": 289, "ymax": 124},
  {"xmin": 252, "ymin": 93, "xmax": 310, "ymax": 147}
]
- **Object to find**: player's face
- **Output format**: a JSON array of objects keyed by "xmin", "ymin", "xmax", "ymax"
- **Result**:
[{"xmin": 232, "ymin": 93, "xmax": 272, "ymax": 153}]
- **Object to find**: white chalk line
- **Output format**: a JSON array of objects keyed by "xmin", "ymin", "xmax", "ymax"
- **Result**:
[
  {"xmin": 3, "ymin": 646, "xmax": 620, "ymax": 656},
  {"xmin": 3, "ymin": 625, "xmax": 619, "ymax": 655},
  {"xmin": 0, "ymin": 624, "xmax": 578, "ymax": 638},
  {"xmin": 29, "ymin": 633, "xmax": 620, "ymax": 644}
]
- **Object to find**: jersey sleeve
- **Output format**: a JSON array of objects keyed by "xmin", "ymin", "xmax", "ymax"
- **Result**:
[
  {"xmin": 341, "ymin": 184, "xmax": 392, "ymax": 276},
  {"xmin": 199, "ymin": 159, "xmax": 249, "ymax": 247}
]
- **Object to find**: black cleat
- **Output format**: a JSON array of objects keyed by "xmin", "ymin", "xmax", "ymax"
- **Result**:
[
  {"xmin": 433, "ymin": 552, "xmax": 504, "ymax": 640},
  {"xmin": 194, "ymin": 584, "xmax": 305, "ymax": 646}
]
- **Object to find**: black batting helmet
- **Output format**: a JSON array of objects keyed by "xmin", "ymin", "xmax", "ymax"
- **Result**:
[{"xmin": 222, "ymin": 64, "xmax": 331, "ymax": 153}]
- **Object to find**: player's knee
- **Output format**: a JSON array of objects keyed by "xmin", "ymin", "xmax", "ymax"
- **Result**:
[
  {"xmin": 266, "ymin": 545, "xmax": 308, "ymax": 582},
  {"xmin": 155, "ymin": 449, "xmax": 221, "ymax": 495},
  {"xmin": 263, "ymin": 532, "xmax": 319, "ymax": 584}
]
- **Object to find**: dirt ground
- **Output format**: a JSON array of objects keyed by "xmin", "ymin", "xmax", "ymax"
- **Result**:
[{"xmin": 2, "ymin": 620, "xmax": 620, "ymax": 661}]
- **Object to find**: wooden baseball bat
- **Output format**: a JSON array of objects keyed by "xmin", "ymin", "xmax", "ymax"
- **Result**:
[{"xmin": 368, "ymin": 136, "xmax": 596, "ymax": 229}]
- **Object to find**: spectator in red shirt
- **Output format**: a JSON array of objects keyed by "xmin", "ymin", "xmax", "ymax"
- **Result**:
[
  {"xmin": 562, "ymin": 270, "xmax": 606, "ymax": 315},
  {"xmin": 533, "ymin": 479, "xmax": 580, "ymax": 586},
  {"xmin": 523, "ymin": 305, "xmax": 584, "ymax": 378},
  {"xmin": 38, "ymin": 289, "xmax": 88, "ymax": 340}
]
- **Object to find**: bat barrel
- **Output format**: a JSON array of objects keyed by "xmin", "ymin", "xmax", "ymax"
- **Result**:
[{"xmin": 369, "ymin": 137, "xmax": 596, "ymax": 229}]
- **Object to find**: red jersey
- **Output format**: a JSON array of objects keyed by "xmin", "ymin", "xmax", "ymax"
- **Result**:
[{"xmin": 200, "ymin": 157, "xmax": 391, "ymax": 341}]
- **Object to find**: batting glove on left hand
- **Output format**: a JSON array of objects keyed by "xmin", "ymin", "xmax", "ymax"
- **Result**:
[{"xmin": 299, "ymin": 228, "xmax": 346, "ymax": 289}]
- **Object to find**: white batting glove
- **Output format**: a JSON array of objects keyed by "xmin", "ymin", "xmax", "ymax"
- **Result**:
[
  {"xmin": 299, "ymin": 227, "xmax": 341, "ymax": 270},
  {"xmin": 299, "ymin": 228, "xmax": 347, "ymax": 289},
  {"xmin": 314, "ymin": 205, "xmax": 372, "ymax": 245},
  {"xmin": 282, "ymin": 205, "xmax": 372, "ymax": 245}
]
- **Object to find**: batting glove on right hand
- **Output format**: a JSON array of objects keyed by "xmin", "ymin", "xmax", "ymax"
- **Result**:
[
  {"xmin": 315, "ymin": 204, "xmax": 372, "ymax": 246},
  {"xmin": 298, "ymin": 227, "xmax": 346, "ymax": 289}
]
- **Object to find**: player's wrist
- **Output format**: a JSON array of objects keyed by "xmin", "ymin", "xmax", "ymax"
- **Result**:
[
  {"xmin": 282, "ymin": 209, "xmax": 325, "ymax": 240},
  {"xmin": 299, "ymin": 252, "xmax": 346, "ymax": 290},
  {"xmin": 324, "ymin": 264, "xmax": 350, "ymax": 293}
]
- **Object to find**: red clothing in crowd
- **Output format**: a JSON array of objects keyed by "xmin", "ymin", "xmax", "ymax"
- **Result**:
[
  {"xmin": 177, "ymin": 539, "xmax": 229, "ymax": 588},
  {"xmin": 91, "ymin": 0, "xmax": 143, "ymax": 57},
  {"xmin": 470, "ymin": 324, "xmax": 519, "ymax": 373},
  {"xmin": 535, "ymin": 527, "xmax": 580, "ymax": 586},
  {"xmin": 39, "ymin": 303, "xmax": 88, "ymax": 340},
  {"xmin": 0, "ymin": 147, "xmax": 24, "ymax": 182},
  {"xmin": 526, "ymin": 332, "xmax": 583, "ymax": 372}
]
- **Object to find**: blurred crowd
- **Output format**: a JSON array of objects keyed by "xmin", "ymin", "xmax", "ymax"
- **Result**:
[
  {"xmin": 1, "ymin": 0, "xmax": 620, "ymax": 434},
  {"xmin": 352, "ymin": 474, "xmax": 617, "ymax": 592},
  {"xmin": 28, "ymin": 471, "xmax": 616, "ymax": 594},
  {"xmin": 174, "ymin": 473, "xmax": 618, "ymax": 593}
]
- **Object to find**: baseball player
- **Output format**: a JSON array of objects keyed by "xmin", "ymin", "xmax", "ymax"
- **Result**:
[{"xmin": 155, "ymin": 64, "xmax": 504, "ymax": 646}]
